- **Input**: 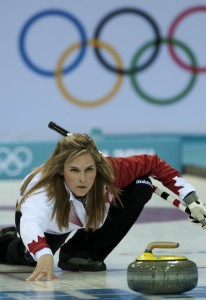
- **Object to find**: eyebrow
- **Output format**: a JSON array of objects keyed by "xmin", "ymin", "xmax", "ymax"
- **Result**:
[{"xmin": 69, "ymin": 164, "xmax": 95, "ymax": 168}]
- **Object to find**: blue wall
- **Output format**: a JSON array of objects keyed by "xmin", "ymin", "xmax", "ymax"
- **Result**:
[{"xmin": 1, "ymin": 133, "xmax": 206, "ymax": 180}]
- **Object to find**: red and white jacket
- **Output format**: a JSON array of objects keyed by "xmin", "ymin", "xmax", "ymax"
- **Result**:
[{"xmin": 18, "ymin": 154, "xmax": 195, "ymax": 261}]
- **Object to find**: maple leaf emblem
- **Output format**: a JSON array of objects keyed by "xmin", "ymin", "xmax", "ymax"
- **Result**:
[{"xmin": 28, "ymin": 236, "xmax": 49, "ymax": 254}]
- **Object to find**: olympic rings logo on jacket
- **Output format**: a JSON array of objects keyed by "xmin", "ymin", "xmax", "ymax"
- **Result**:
[{"xmin": 18, "ymin": 6, "xmax": 206, "ymax": 107}]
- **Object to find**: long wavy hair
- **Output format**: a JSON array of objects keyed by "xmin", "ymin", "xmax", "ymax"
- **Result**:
[{"xmin": 16, "ymin": 134, "xmax": 121, "ymax": 231}]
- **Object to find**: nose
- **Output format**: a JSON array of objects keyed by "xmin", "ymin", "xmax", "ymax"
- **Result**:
[{"xmin": 79, "ymin": 172, "xmax": 86, "ymax": 183}]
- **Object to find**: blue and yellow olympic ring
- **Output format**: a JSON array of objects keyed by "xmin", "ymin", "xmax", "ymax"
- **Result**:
[
  {"xmin": 56, "ymin": 40, "xmax": 123, "ymax": 107},
  {"xmin": 93, "ymin": 7, "xmax": 161, "ymax": 75},
  {"xmin": 19, "ymin": 9, "xmax": 87, "ymax": 76},
  {"xmin": 18, "ymin": 5, "xmax": 204, "ymax": 106},
  {"xmin": 168, "ymin": 5, "xmax": 206, "ymax": 73},
  {"xmin": 130, "ymin": 38, "xmax": 197, "ymax": 105}
]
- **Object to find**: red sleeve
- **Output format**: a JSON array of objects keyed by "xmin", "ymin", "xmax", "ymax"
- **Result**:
[{"xmin": 107, "ymin": 154, "xmax": 182, "ymax": 195}]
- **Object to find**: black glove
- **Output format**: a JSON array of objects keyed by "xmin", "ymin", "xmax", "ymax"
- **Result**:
[{"xmin": 184, "ymin": 192, "xmax": 206, "ymax": 229}]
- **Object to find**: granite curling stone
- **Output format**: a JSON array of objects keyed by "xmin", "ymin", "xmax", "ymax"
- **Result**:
[{"xmin": 127, "ymin": 242, "xmax": 198, "ymax": 295}]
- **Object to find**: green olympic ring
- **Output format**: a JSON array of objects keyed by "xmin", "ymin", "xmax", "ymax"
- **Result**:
[{"xmin": 130, "ymin": 38, "xmax": 197, "ymax": 105}]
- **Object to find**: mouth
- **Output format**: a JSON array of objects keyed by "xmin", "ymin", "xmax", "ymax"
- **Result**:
[{"xmin": 77, "ymin": 186, "xmax": 87, "ymax": 189}]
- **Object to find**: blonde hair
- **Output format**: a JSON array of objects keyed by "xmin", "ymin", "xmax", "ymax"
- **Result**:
[{"xmin": 17, "ymin": 134, "xmax": 121, "ymax": 231}]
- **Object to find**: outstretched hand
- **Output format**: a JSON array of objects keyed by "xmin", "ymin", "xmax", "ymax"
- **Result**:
[
  {"xmin": 184, "ymin": 192, "xmax": 206, "ymax": 229},
  {"xmin": 26, "ymin": 254, "xmax": 58, "ymax": 281}
]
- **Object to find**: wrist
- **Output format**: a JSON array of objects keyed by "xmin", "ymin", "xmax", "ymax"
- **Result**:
[
  {"xmin": 35, "ymin": 248, "xmax": 53, "ymax": 261},
  {"xmin": 184, "ymin": 192, "xmax": 198, "ymax": 205}
]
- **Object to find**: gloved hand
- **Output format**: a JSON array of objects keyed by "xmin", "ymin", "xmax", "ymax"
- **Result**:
[{"xmin": 184, "ymin": 192, "xmax": 206, "ymax": 229}]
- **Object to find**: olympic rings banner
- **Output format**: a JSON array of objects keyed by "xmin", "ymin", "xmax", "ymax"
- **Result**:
[{"xmin": 1, "ymin": 0, "xmax": 206, "ymax": 140}]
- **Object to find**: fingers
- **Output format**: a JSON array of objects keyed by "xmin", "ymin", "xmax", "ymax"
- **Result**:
[
  {"xmin": 200, "ymin": 218, "xmax": 206, "ymax": 227},
  {"xmin": 188, "ymin": 215, "xmax": 206, "ymax": 229},
  {"xmin": 26, "ymin": 271, "xmax": 45, "ymax": 281},
  {"xmin": 26, "ymin": 270, "xmax": 58, "ymax": 281},
  {"xmin": 26, "ymin": 254, "xmax": 58, "ymax": 281}
]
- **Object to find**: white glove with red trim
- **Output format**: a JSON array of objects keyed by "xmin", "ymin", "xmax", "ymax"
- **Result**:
[{"xmin": 184, "ymin": 192, "xmax": 206, "ymax": 229}]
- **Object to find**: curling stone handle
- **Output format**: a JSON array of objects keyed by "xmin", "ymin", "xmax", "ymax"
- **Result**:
[{"xmin": 146, "ymin": 242, "xmax": 179, "ymax": 252}]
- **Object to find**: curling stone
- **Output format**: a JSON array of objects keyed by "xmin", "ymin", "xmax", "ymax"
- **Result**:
[{"xmin": 127, "ymin": 242, "xmax": 198, "ymax": 295}]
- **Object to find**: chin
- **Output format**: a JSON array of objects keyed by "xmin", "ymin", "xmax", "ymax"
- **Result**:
[{"xmin": 75, "ymin": 190, "xmax": 87, "ymax": 197}]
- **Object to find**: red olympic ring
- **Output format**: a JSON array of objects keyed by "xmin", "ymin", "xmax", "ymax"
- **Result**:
[{"xmin": 168, "ymin": 5, "xmax": 206, "ymax": 73}]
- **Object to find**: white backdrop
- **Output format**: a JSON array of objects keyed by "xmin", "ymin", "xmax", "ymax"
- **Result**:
[{"xmin": 1, "ymin": 0, "xmax": 206, "ymax": 140}]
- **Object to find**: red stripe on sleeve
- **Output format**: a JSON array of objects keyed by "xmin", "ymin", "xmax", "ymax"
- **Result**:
[
  {"xmin": 173, "ymin": 199, "xmax": 181, "ymax": 208},
  {"xmin": 28, "ymin": 236, "xmax": 50, "ymax": 255}
]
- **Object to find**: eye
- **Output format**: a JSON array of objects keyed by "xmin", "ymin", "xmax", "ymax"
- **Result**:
[
  {"xmin": 69, "ymin": 168, "xmax": 79, "ymax": 172},
  {"xmin": 86, "ymin": 167, "xmax": 95, "ymax": 172}
]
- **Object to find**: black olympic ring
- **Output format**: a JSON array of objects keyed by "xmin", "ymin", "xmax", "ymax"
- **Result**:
[{"xmin": 93, "ymin": 7, "xmax": 161, "ymax": 75}]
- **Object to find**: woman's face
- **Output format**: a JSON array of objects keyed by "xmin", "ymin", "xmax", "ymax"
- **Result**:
[{"xmin": 63, "ymin": 153, "xmax": 97, "ymax": 197}]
